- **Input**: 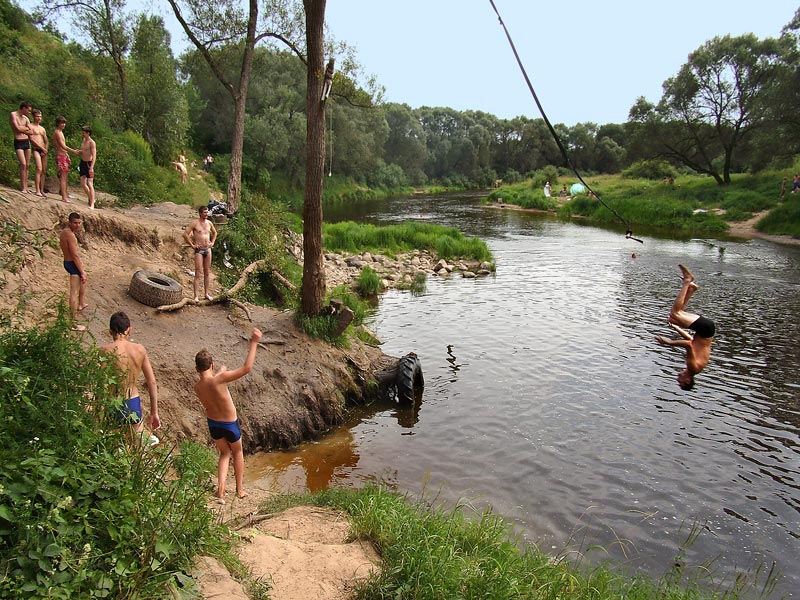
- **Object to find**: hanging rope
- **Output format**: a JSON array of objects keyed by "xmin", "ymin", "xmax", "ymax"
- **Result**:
[{"xmin": 487, "ymin": 0, "xmax": 642, "ymax": 243}]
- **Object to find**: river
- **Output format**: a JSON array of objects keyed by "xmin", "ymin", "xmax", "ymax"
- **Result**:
[{"xmin": 247, "ymin": 192, "xmax": 800, "ymax": 597}]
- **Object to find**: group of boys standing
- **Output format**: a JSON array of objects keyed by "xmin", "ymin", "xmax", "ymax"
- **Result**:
[
  {"xmin": 58, "ymin": 207, "xmax": 250, "ymax": 502},
  {"xmin": 10, "ymin": 101, "xmax": 96, "ymax": 209}
]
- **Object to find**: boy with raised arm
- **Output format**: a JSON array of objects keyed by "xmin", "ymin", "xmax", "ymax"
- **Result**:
[
  {"xmin": 194, "ymin": 328, "xmax": 262, "ymax": 502},
  {"xmin": 656, "ymin": 264, "xmax": 716, "ymax": 390}
]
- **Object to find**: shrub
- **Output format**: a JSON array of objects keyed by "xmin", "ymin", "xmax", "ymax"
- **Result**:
[
  {"xmin": 356, "ymin": 266, "xmax": 383, "ymax": 296},
  {"xmin": 0, "ymin": 309, "xmax": 227, "ymax": 598},
  {"xmin": 622, "ymin": 159, "xmax": 677, "ymax": 180}
]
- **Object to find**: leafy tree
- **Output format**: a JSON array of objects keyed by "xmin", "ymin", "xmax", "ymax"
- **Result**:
[
  {"xmin": 36, "ymin": 0, "xmax": 132, "ymax": 127},
  {"xmin": 128, "ymin": 14, "xmax": 189, "ymax": 164},
  {"xmin": 166, "ymin": 0, "xmax": 306, "ymax": 211},
  {"xmin": 383, "ymin": 102, "xmax": 427, "ymax": 185},
  {"xmin": 657, "ymin": 34, "xmax": 793, "ymax": 184}
]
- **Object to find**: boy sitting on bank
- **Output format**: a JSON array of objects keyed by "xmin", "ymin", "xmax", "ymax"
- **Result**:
[{"xmin": 194, "ymin": 327, "xmax": 262, "ymax": 502}]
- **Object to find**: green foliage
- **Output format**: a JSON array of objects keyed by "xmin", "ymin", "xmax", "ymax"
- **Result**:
[
  {"xmin": 296, "ymin": 285, "xmax": 372, "ymax": 345},
  {"xmin": 0, "ymin": 309, "xmax": 227, "ymax": 598},
  {"xmin": 215, "ymin": 192, "xmax": 295, "ymax": 305},
  {"xmin": 622, "ymin": 159, "xmax": 678, "ymax": 180},
  {"xmin": 0, "ymin": 217, "xmax": 56, "ymax": 288},
  {"xmin": 757, "ymin": 198, "xmax": 800, "ymax": 237},
  {"xmin": 356, "ymin": 266, "xmax": 383, "ymax": 296},
  {"xmin": 323, "ymin": 221, "xmax": 492, "ymax": 262},
  {"xmin": 263, "ymin": 485, "xmax": 754, "ymax": 600}
]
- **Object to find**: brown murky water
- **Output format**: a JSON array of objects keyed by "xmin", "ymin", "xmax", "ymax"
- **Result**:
[{"xmin": 248, "ymin": 194, "xmax": 800, "ymax": 597}]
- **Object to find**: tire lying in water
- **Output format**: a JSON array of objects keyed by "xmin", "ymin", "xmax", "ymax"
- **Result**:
[
  {"xmin": 396, "ymin": 352, "xmax": 424, "ymax": 405},
  {"xmin": 129, "ymin": 270, "xmax": 184, "ymax": 308}
]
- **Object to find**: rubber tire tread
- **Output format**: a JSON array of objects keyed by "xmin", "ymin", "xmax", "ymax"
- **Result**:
[
  {"xmin": 396, "ymin": 353, "xmax": 424, "ymax": 405},
  {"xmin": 129, "ymin": 270, "xmax": 184, "ymax": 308}
]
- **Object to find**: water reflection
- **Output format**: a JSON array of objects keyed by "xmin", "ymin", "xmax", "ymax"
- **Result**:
[{"xmin": 252, "ymin": 194, "xmax": 800, "ymax": 597}]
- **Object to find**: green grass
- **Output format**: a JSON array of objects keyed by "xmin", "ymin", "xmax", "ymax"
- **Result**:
[
  {"xmin": 0, "ymin": 307, "xmax": 233, "ymax": 598},
  {"xmin": 261, "ymin": 486, "xmax": 776, "ymax": 600},
  {"xmin": 489, "ymin": 167, "xmax": 798, "ymax": 236},
  {"xmin": 323, "ymin": 221, "xmax": 492, "ymax": 262}
]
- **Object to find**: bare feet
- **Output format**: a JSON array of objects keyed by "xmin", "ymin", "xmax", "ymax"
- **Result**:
[
  {"xmin": 678, "ymin": 264, "xmax": 694, "ymax": 282},
  {"xmin": 204, "ymin": 294, "xmax": 213, "ymax": 301},
  {"xmin": 215, "ymin": 497, "xmax": 226, "ymax": 505},
  {"xmin": 70, "ymin": 324, "xmax": 86, "ymax": 332},
  {"xmin": 236, "ymin": 490, "xmax": 249, "ymax": 499},
  {"xmin": 193, "ymin": 296, "xmax": 199, "ymax": 303},
  {"xmin": 78, "ymin": 304, "xmax": 89, "ymax": 312}
]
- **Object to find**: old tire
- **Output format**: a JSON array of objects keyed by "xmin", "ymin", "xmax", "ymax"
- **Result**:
[
  {"xmin": 396, "ymin": 352, "xmax": 424, "ymax": 405},
  {"xmin": 129, "ymin": 270, "xmax": 183, "ymax": 308}
]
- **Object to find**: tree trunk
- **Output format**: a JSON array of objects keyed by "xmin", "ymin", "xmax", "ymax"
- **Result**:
[
  {"xmin": 300, "ymin": 0, "xmax": 327, "ymax": 317},
  {"xmin": 228, "ymin": 91, "xmax": 246, "ymax": 212}
]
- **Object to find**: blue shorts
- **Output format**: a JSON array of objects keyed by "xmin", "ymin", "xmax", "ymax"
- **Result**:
[
  {"xmin": 207, "ymin": 418, "xmax": 241, "ymax": 443},
  {"xmin": 63, "ymin": 260, "xmax": 81, "ymax": 276},
  {"xmin": 115, "ymin": 396, "xmax": 143, "ymax": 424}
]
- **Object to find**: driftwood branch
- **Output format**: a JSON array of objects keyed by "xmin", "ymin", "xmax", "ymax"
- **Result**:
[
  {"xmin": 232, "ymin": 512, "xmax": 277, "ymax": 531},
  {"xmin": 156, "ymin": 259, "xmax": 295, "ymax": 313}
]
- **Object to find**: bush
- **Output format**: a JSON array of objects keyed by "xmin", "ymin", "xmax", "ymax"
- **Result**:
[
  {"xmin": 356, "ymin": 266, "xmax": 383, "ymax": 296},
  {"xmin": 0, "ymin": 309, "xmax": 227, "ymax": 598},
  {"xmin": 622, "ymin": 159, "xmax": 677, "ymax": 180}
]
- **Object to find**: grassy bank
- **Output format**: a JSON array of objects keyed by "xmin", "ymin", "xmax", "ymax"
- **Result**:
[
  {"xmin": 323, "ymin": 221, "xmax": 493, "ymax": 262},
  {"xmin": 264, "ymin": 486, "xmax": 775, "ymax": 600},
  {"xmin": 488, "ymin": 166, "xmax": 800, "ymax": 237},
  {"xmin": 0, "ymin": 310, "xmax": 252, "ymax": 599}
]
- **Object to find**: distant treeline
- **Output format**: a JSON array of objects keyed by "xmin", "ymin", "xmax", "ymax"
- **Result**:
[{"xmin": 2, "ymin": 0, "xmax": 800, "ymax": 201}]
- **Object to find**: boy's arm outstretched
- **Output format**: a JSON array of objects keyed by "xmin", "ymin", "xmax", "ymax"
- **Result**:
[{"xmin": 216, "ymin": 328, "xmax": 263, "ymax": 384}]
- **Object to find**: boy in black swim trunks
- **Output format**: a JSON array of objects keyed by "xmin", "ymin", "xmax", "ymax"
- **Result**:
[
  {"xmin": 656, "ymin": 265, "xmax": 716, "ymax": 390},
  {"xmin": 194, "ymin": 327, "xmax": 262, "ymax": 502}
]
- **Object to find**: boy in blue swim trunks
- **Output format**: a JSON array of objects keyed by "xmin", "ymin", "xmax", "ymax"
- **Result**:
[
  {"xmin": 194, "ymin": 327, "xmax": 262, "ymax": 502},
  {"xmin": 100, "ymin": 312, "xmax": 161, "ymax": 442},
  {"xmin": 59, "ymin": 212, "xmax": 87, "ymax": 330},
  {"xmin": 656, "ymin": 265, "xmax": 715, "ymax": 391}
]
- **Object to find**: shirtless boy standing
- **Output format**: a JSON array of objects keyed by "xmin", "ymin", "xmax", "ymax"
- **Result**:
[
  {"xmin": 59, "ymin": 212, "xmax": 87, "ymax": 330},
  {"xmin": 9, "ymin": 101, "xmax": 33, "ymax": 193},
  {"xmin": 656, "ymin": 264, "xmax": 716, "ymax": 390},
  {"xmin": 183, "ymin": 206, "xmax": 217, "ymax": 301},
  {"xmin": 100, "ymin": 312, "xmax": 161, "ymax": 441},
  {"xmin": 194, "ymin": 328, "xmax": 262, "ymax": 501},
  {"xmin": 28, "ymin": 109, "xmax": 49, "ymax": 197},
  {"xmin": 53, "ymin": 116, "xmax": 79, "ymax": 203},
  {"xmin": 79, "ymin": 126, "xmax": 96, "ymax": 209}
]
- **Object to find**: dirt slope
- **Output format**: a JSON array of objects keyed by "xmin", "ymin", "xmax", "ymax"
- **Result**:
[{"xmin": 0, "ymin": 184, "xmax": 391, "ymax": 452}]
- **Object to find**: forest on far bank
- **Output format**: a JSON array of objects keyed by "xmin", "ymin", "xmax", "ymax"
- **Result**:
[{"xmin": 2, "ymin": 0, "xmax": 800, "ymax": 208}]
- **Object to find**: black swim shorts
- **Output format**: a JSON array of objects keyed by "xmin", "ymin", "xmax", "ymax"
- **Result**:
[{"xmin": 689, "ymin": 316, "xmax": 716, "ymax": 339}]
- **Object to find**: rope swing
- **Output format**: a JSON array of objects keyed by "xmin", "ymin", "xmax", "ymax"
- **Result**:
[{"xmin": 487, "ymin": 0, "xmax": 643, "ymax": 244}]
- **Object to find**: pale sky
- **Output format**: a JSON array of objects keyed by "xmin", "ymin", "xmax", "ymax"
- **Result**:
[{"xmin": 22, "ymin": 0, "xmax": 799, "ymax": 126}]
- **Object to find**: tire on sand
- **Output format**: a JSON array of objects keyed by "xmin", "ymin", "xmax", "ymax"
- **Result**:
[
  {"xmin": 396, "ymin": 352, "xmax": 424, "ymax": 405},
  {"xmin": 129, "ymin": 270, "xmax": 184, "ymax": 308}
]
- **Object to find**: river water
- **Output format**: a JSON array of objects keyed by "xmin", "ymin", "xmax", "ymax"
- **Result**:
[{"xmin": 247, "ymin": 193, "xmax": 800, "ymax": 597}]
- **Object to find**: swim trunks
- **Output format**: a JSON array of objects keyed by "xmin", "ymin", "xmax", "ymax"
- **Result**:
[
  {"xmin": 79, "ymin": 160, "xmax": 93, "ymax": 178},
  {"xmin": 207, "ymin": 418, "xmax": 241, "ymax": 443},
  {"xmin": 33, "ymin": 147, "xmax": 45, "ymax": 155},
  {"xmin": 195, "ymin": 248, "xmax": 211, "ymax": 256},
  {"xmin": 56, "ymin": 154, "xmax": 70, "ymax": 173},
  {"xmin": 63, "ymin": 260, "xmax": 81, "ymax": 276},
  {"xmin": 114, "ymin": 396, "xmax": 143, "ymax": 425},
  {"xmin": 689, "ymin": 316, "xmax": 716, "ymax": 339},
  {"xmin": 14, "ymin": 139, "xmax": 30, "ymax": 151}
]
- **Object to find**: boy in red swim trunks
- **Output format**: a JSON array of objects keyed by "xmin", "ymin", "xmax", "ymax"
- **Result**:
[
  {"xmin": 52, "ymin": 116, "xmax": 79, "ymax": 203},
  {"xmin": 656, "ymin": 264, "xmax": 716, "ymax": 390},
  {"xmin": 194, "ymin": 327, "xmax": 262, "ymax": 502}
]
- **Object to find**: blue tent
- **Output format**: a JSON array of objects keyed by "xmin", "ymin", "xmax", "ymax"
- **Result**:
[{"xmin": 569, "ymin": 183, "xmax": 586, "ymax": 196}]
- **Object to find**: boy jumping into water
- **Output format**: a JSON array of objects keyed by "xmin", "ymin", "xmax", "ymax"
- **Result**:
[
  {"xmin": 656, "ymin": 264, "xmax": 716, "ymax": 390},
  {"xmin": 194, "ymin": 328, "xmax": 262, "ymax": 502}
]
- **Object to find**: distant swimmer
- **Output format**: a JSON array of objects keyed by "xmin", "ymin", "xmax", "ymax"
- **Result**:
[{"xmin": 655, "ymin": 264, "xmax": 715, "ymax": 390}]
